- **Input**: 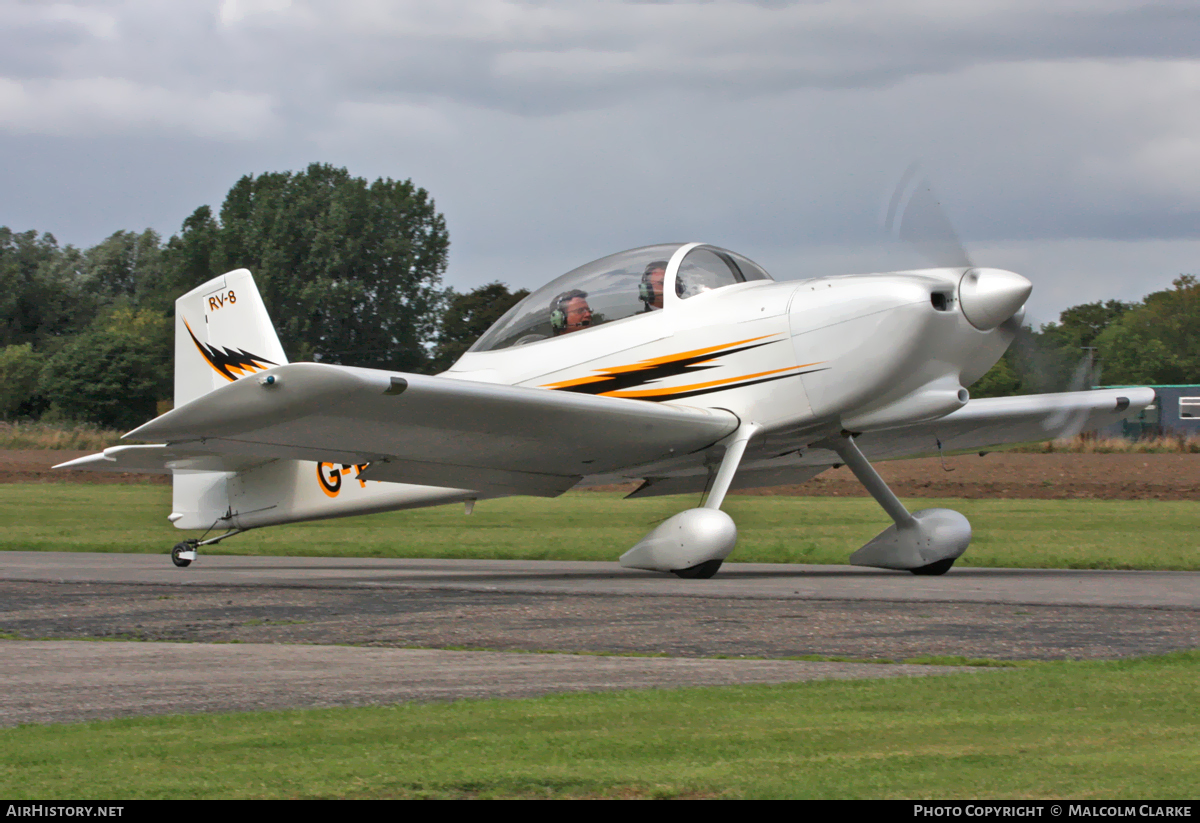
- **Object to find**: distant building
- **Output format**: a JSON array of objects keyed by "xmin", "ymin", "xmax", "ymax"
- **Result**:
[{"xmin": 1096, "ymin": 385, "xmax": 1200, "ymax": 439}]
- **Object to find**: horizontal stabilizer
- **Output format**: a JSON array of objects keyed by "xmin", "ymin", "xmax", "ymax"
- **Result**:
[{"xmin": 53, "ymin": 444, "xmax": 270, "ymax": 475}]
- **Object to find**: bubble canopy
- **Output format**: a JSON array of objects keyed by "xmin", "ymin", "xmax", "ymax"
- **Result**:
[{"xmin": 469, "ymin": 243, "xmax": 773, "ymax": 353}]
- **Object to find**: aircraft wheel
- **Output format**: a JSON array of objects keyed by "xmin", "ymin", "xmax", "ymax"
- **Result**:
[
  {"xmin": 672, "ymin": 559, "xmax": 723, "ymax": 579},
  {"xmin": 910, "ymin": 558, "xmax": 955, "ymax": 576},
  {"xmin": 171, "ymin": 543, "xmax": 193, "ymax": 568}
]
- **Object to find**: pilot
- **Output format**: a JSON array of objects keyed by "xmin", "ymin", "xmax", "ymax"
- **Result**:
[
  {"xmin": 550, "ymin": 289, "xmax": 593, "ymax": 335},
  {"xmin": 639, "ymin": 261, "xmax": 668, "ymax": 311}
]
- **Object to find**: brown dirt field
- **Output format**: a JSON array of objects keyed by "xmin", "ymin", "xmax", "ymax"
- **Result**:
[
  {"xmin": 749, "ymin": 452, "xmax": 1200, "ymax": 501},
  {"xmin": 2, "ymin": 449, "xmax": 1197, "ymax": 500},
  {"xmin": 0, "ymin": 450, "xmax": 170, "ymax": 486}
]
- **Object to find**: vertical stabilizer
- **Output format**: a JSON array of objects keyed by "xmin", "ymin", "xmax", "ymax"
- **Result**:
[{"xmin": 174, "ymin": 269, "xmax": 288, "ymax": 407}]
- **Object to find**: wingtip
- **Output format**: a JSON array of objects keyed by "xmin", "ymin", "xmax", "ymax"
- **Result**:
[{"xmin": 52, "ymin": 452, "xmax": 113, "ymax": 470}]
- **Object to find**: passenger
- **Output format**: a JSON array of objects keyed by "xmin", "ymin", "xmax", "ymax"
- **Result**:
[
  {"xmin": 550, "ymin": 289, "xmax": 593, "ymax": 335},
  {"xmin": 639, "ymin": 261, "xmax": 668, "ymax": 311}
]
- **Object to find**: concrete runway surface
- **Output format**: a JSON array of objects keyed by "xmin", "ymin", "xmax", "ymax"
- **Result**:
[{"xmin": 2, "ymin": 552, "xmax": 1196, "ymax": 725}]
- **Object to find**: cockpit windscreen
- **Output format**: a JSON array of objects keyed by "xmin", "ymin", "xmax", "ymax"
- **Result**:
[{"xmin": 469, "ymin": 243, "xmax": 773, "ymax": 352}]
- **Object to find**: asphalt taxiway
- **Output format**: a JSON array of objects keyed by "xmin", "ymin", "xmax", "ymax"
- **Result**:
[
  {"xmin": 2, "ymin": 553, "xmax": 1196, "ymax": 725},
  {"xmin": 3, "ymin": 551, "xmax": 1196, "ymax": 608},
  {"xmin": 2, "ymin": 640, "xmax": 978, "ymax": 727}
]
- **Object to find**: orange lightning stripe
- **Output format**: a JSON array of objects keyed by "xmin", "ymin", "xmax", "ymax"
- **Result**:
[
  {"xmin": 599, "ymin": 363, "xmax": 823, "ymax": 398},
  {"xmin": 539, "ymin": 334, "xmax": 780, "ymax": 390}
]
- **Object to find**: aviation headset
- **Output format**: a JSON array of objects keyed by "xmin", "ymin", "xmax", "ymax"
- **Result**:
[
  {"xmin": 639, "ymin": 261, "xmax": 669, "ymax": 305},
  {"xmin": 550, "ymin": 289, "xmax": 589, "ymax": 331}
]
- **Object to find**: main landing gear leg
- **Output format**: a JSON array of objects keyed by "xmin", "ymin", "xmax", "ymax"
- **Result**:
[
  {"xmin": 620, "ymin": 423, "xmax": 762, "ymax": 580},
  {"xmin": 170, "ymin": 527, "xmax": 245, "ymax": 568},
  {"xmin": 829, "ymin": 432, "xmax": 970, "ymax": 575}
]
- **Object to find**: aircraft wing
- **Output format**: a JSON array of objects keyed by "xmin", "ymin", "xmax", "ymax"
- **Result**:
[
  {"xmin": 120, "ymin": 362, "xmax": 740, "ymax": 496},
  {"xmin": 605, "ymin": 388, "xmax": 1155, "ymax": 498},
  {"xmin": 833, "ymin": 387, "xmax": 1156, "ymax": 463}
]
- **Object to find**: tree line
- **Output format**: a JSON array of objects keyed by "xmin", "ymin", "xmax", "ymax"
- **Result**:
[
  {"xmin": 1, "ymin": 162, "xmax": 1196, "ymax": 429},
  {"xmin": 0, "ymin": 164, "xmax": 527, "ymax": 429}
]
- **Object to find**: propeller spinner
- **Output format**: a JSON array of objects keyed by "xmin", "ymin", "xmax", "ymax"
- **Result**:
[{"xmin": 887, "ymin": 163, "xmax": 1030, "ymax": 332}]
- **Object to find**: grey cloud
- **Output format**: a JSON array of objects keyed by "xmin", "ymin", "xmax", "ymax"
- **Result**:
[
  {"xmin": 231, "ymin": 5, "xmax": 1171, "ymax": 121},
  {"xmin": 2, "ymin": 0, "xmax": 1198, "ymax": 323},
  {"xmin": 7, "ymin": 2, "xmax": 1200, "ymax": 117},
  {"xmin": 307, "ymin": 2, "xmax": 1200, "ymax": 108}
]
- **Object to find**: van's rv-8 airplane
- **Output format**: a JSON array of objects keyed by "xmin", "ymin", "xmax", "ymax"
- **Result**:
[{"xmin": 58, "ymin": 241, "xmax": 1152, "ymax": 578}]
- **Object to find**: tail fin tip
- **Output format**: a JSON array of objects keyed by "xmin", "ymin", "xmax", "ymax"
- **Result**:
[{"xmin": 174, "ymin": 269, "xmax": 288, "ymax": 407}]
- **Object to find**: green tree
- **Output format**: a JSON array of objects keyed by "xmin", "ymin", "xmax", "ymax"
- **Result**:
[
  {"xmin": 0, "ymin": 343, "xmax": 45, "ymax": 419},
  {"xmin": 0, "ymin": 228, "xmax": 92, "ymax": 349},
  {"xmin": 38, "ymin": 307, "xmax": 173, "ymax": 430},
  {"xmin": 1096, "ymin": 275, "xmax": 1200, "ymax": 384},
  {"xmin": 83, "ymin": 229, "xmax": 175, "ymax": 310},
  {"xmin": 966, "ymin": 353, "xmax": 1021, "ymax": 398},
  {"xmin": 1051, "ymin": 300, "xmax": 1135, "ymax": 348},
  {"xmin": 427, "ymin": 282, "xmax": 529, "ymax": 373},
  {"xmin": 0, "ymin": 229, "xmax": 58, "ymax": 348},
  {"xmin": 162, "ymin": 205, "xmax": 220, "ymax": 300},
  {"xmin": 179, "ymin": 163, "xmax": 450, "ymax": 370}
]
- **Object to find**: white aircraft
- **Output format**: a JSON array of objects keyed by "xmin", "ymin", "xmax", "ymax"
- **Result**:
[{"xmin": 57, "ymin": 240, "xmax": 1152, "ymax": 577}]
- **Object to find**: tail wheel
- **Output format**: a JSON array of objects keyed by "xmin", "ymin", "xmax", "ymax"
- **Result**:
[
  {"xmin": 672, "ymin": 559, "xmax": 723, "ymax": 579},
  {"xmin": 171, "ymin": 543, "xmax": 193, "ymax": 568},
  {"xmin": 910, "ymin": 558, "xmax": 955, "ymax": 576}
]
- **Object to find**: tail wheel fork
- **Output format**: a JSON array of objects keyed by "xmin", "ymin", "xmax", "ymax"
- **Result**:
[{"xmin": 169, "ymin": 527, "xmax": 245, "ymax": 568}]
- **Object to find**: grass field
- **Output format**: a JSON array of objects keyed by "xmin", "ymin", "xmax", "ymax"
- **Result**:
[
  {"xmin": 2, "ymin": 484, "xmax": 1197, "ymax": 569},
  {"xmin": 1, "ymin": 651, "xmax": 1196, "ymax": 799}
]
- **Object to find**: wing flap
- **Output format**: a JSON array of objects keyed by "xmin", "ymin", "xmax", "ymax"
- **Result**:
[
  {"xmin": 626, "ymin": 464, "xmax": 828, "ymax": 498},
  {"xmin": 361, "ymin": 459, "xmax": 577, "ymax": 497}
]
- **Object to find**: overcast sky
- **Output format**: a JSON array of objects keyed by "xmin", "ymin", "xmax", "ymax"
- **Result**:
[{"xmin": 2, "ymin": 0, "xmax": 1198, "ymax": 323}]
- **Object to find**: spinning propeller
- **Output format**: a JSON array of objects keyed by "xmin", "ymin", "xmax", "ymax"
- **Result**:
[
  {"xmin": 885, "ymin": 161, "xmax": 973, "ymax": 270},
  {"xmin": 885, "ymin": 162, "xmax": 1031, "ymax": 332},
  {"xmin": 885, "ymin": 163, "xmax": 1095, "ymax": 438}
]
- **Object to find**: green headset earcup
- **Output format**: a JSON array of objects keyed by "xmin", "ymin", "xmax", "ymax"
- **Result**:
[
  {"xmin": 550, "ymin": 308, "xmax": 566, "ymax": 330},
  {"xmin": 638, "ymin": 281, "xmax": 653, "ymax": 303}
]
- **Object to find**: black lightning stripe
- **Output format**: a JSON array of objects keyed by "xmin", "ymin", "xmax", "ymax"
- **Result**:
[
  {"xmin": 553, "ymin": 339, "xmax": 779, "ymax": 396},
  {"xmin": 183, "ymin": 318, "xmax": 277, "ymax": 381},
  {"xmin": 636, "ymin": 366, "xmax": 830, "ymax": 402}
]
